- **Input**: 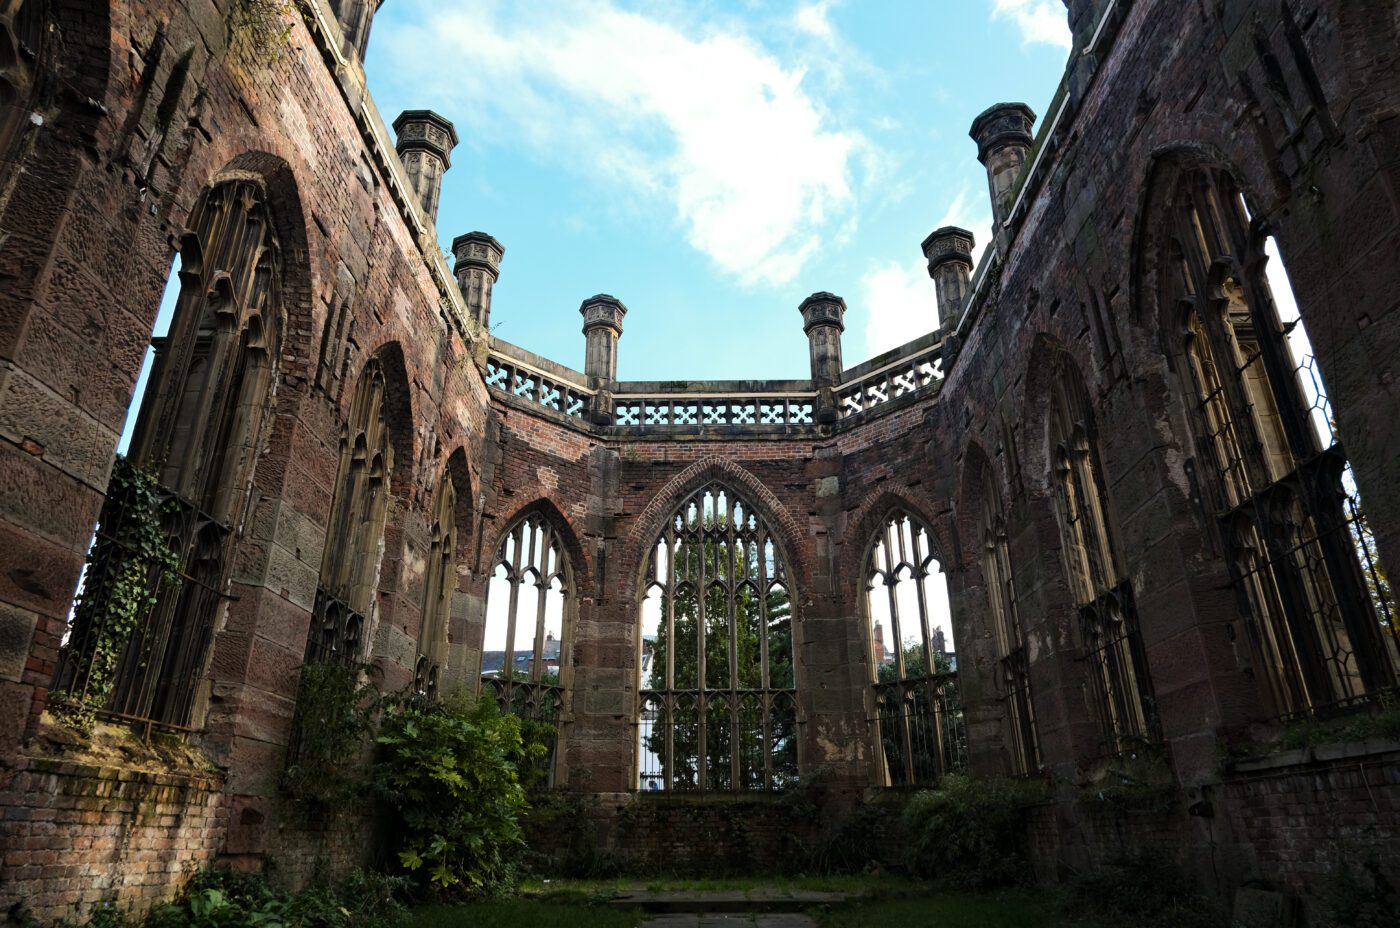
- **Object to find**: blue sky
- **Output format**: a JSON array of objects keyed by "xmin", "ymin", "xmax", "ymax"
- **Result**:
[{"xmin": 364, "ymin": 0, "xmax": 1072, "ymax": 382}]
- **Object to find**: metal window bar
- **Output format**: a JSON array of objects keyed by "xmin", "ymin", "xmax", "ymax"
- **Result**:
[
  {"xmin": 52, "ymin": 480, "xmax": 229, "ymax": 733},
  {"xmin": 1000, "ymin": 646, "xmax": 1042, "ymax": 774},
  {"xmin": 872, "ymin": 673, "xmax": 967, "ymax": 786},
  {"xmin": 483, "ymin": 676, "xmax": 562, "ymax": 781},
  {"xmin": 1078, "ymin": 581, "xmax": 1161, "ymax": 756},
  {"xmin": 637, "ymin": 485, "xmax": 798, "ymax": 792}
]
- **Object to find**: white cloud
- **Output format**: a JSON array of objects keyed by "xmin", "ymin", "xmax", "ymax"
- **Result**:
[
  {"xmin": 859, "ymin": 181, "xmax": 993, "ymax": 359},
  {"xmin": 793, "ymin": 1, "xmax": 836, "ymax": 42},
  {"xmin": 378, "ymin": 0, "xmax": 867, "ymax": 287},
  {"xmin": 990, "ymin": 0, "xmax": 1072, "ymax": 49},
  {"xmin": 861, "ymin": 259, "xmax": 936, "ymax": 359}
]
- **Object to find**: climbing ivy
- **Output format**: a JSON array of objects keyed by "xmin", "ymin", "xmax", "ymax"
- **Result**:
[{"xmin": 51, "ymin": 457, "xmax": 179, "ymax": 726}]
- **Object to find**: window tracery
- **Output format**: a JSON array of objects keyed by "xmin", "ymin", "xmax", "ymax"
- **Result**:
[
  {"xmin": 1048, "ymin": 361, "xmax": 1159, "ymax": 754},
  {"xmin": 311, "ymin": 357, "xmax": 393, "ymax": 665},
  {"xmin": 864, "ymin": 510, "xmax": 966, "ymax": 786},
  {"xmin": 481, "ymin": 513, "xmax": 571, "ymax": 776},
  {"xmin": 979, "ymin": 475, "xmax": 1040, "ymax": 774},
  {"xmin": 1158, "ymin": 166, "xmax": 1399, "ymax": 716},
  {"xmin": 54, "ymin": 179, "xmax": 282, "ymax": 729},
  {"xmin": 414, "ymin": 469, "xmax": 457, "ymax": 697},
  {"xmin": 638, "ymin": 485, "xmax": 797, "ymax": 792}
]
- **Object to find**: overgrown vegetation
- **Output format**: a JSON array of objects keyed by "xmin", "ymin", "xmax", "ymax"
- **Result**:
[
  {"xmin": 50, "ymin": 457, "xmax": 179, "ymax": 727},
  {"xmin": 280, "ymin": 661, "xmax": 380, "ymax": 819},
  {"xmin": 376, "ymin": 691, "xmax": 547, "ymax": 894},
  {"xmin": 1063, "ymin": 854, "xmax": 1223, "ymax": 928},
  {"xmin": 227, "ymin": 0, "xmax": 295, "ymax": 64},
  {"xmin": 899, "ymin": 775, "xmax": 1049, "ymax": 889},
  {"xmin": 17, "ymin": 869, "xmax": 408, "ymax": 928},
  {"xmin": 1218, "ymin": 691, "xmax": 1400, "ymax": 771},
  {"xmin": 1321, "ymin": 856, "xmax": 1400, "ymax": 928}
]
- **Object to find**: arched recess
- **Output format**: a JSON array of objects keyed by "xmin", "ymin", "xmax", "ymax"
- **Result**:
[
  {"xmin": 52, "ymin": 173, "xmax": 289, "ymax": 731},
  {"xmin": 854, "ymin": 495, "xmax": 965, "ymax": 787},
  {"xmin": 1021, "ymin": 334, "xmax": 1160, "ymax": 757},
  {"xmin": 479, "ymin": 499, "xmax": 582, "ymax": 785},
  {"xmin": 958, "ymin": 442, "xmax": 1040, "ymax": 774},
  {"xmin": 414, "ymin": 447, "xmax": 474, "ymax": 696},
  {"xmin": 1134, "ymin": 150, "xmax": 1399, "ymax": 719},
  {"xmin": 636, "ymin": 481, "xmax": 799, "ymax": 793},
  {"xmin": 309, "ymin": 346, "xmax": 412, "ymax": 665}
]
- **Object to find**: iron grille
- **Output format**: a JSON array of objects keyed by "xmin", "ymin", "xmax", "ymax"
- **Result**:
[{"xmin": 872, "ymin": 672, "xmax": 967, "ymax": 786}]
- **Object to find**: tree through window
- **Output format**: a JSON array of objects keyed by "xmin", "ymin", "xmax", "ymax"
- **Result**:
[
  {"xmin": 864, "ymin": 510, "xmax": 965, "ymax": 786},
  {"xmin": 638, "ymin": 485, "xmax": 796, "ymax": 792}
]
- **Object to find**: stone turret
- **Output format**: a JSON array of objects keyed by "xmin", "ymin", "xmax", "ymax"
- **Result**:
[
  {"xmin": 970, "ymin": 103, "xmax": 1036, "ymax": 237},
  {"xmin": 393, "ymin": 110, "xmax": 457, "ymax": 226},
  {"xmin": 921, "ymin": 227, "xmax": 975, "ymax": 328},
  {"xmin": 452, "ymin": 232, "xmax": 504, "ymax": 330},
  {"xmin": 800, "ymin": 291, "xmax": 846, "ymax": 424},
  {"xmin": 581, "ymin": 294, "xmax": 627, "ymax": 425}
]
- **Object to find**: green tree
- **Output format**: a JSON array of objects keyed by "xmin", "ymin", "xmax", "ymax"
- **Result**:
[{"xmin": 645, "ymin": 521, "xmax": 796, "ymax": 790}]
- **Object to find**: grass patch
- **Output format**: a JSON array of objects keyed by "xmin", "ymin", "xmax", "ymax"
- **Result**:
[
  {"xmin": 408, "ymin": 898, "xmax": 640, "ymax": 928},
  {"xmin": 813, "ymin": 891, "xmax": 1101, "ymax": 928}
]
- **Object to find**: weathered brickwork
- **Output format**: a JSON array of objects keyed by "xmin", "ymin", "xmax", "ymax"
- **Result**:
[{"xmin": 1, "ymin": 0, "xmax": 1398, "ymax": 921}]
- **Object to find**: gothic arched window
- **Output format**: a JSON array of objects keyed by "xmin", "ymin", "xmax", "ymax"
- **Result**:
[
  {"xmin": 0, "ymin": 1, "xmax": 44, "ymax": 162},
  {"xmin": 638, "ymin": 485, "xmax": 796, "ymax": 792},
  {"xmin": 54, "ymin": 179, "xmax": 283, "ymax": 729},
  {"xmin": 311, "ymin": 357, "xmax": 394, "ymax": 665},
  {"xmin": 1155, "ymin": 164, "xmax": 1398, "ymax": 716},
  {"xmin": 864, "ymin": 510, "xmax": 964, "ymax": 786},
  {"xmin": 481, "ymin": 512, "xmax": 572, "ymax": 776},
  {"xmin": 1048, "ymin": 360, "xmax": 1159, "ymax": 754},
  {"xmin": 979, "ymin": 474, "xmax": 1040, "ymax": 774},
  {"xmin": 414, "ymin": 468, "xmax": 458, "ymax": 697}
]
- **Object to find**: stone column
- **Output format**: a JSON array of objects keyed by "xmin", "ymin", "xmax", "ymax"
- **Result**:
[
  {"xmin": 970, "ymin": 103, "xmax": 1036, "ymax": 239},
  {"xmin": 393, "ymin": 110, "xmax": 458, "ymax": 226},
  {"xmin": 452, "ymin": 232, "xmax": 504, "ymax": 330},
  {"xmin": 332, "ymin": 0, "xmax": 387, "ymax": 61},
  {"xmin": 921, "ymin": 226, "xmax": 975, "ymax": 328},
  {"xmin": 800, "ymin": 291, "xmax": 846, "ymax": 424},
  {"xmin": 580, "ymin": 294, "xmax": 627, "ymax": 425}
]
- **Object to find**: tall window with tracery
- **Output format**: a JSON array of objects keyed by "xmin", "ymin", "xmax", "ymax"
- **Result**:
[
  {"xmin": 1154, "ymin": 164, "xmax": 1398, "ymax": 717},
  {"xmin": 53, "ymin": 179, "xmax": 283, "ymax": 730},
  {"xmin": 481, "ymin": 513, "xmax": 571, "ymax": 774},
  {"xmin": 638, "ymin": 486, "xmax": 796, "ymax": 792},
  {"xmin": 415, "ymin": 468, "xmax": 458, "ymax": 696},
  {"xmin": 864, "ymin": 510, "xmax": 966, "ymax": 786},
  {"xmin": 979, "ymin": 475, "xmax": 1040, "ymax": 774},
  {"xmin": 310, "ymin": 357, "xmax": 394, "ymax": 665},
  {"xmin": 1048, "ymin": 362, "xmax": 1159, "ymax": 754}
]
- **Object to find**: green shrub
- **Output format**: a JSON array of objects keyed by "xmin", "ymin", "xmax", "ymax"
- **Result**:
[
  {"xmin": 139, "ymin": 868, "xmax": 408, "ymax": 928},
  {"xmin": 376, "ymin": 691, "xmax": 546, "ymax": 895},
  {"xmin": 900, "ymin": 775, "xmax": 1048, "ymax": 889},
  {"xmin": 1322, "ymin": 856, "xmax": 1400, "ymax": 928}
]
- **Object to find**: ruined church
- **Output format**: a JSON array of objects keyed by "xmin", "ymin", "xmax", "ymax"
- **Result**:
[{"xmin": 1, "ymin": 0, "xmax": 1398, "ymax": 921}]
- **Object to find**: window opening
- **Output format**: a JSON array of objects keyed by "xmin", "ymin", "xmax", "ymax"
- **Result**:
[
  {"xmin": 53, "ymin": 181, "xmax": 282, "ymax": 731},
  {"xmin": 1048, "ymin": 362, "xmax": 1159, "ymax": 754},
  {"xmin": 481, "ymin": 513, "xmax": 570, "ymax": 778},
  {"xmin": 638, "ymin": 485, "xmax": 797, "ymax": 792},
  {"xmin": 865, "ymin": 510, "xmax": 966, "ymax": 786},
  {"xmin": 414, "ymin": 469, "xmax": 457, "ymax": 697},
  {"xmin": 310, "ymin": 357, "xmax": 393, "ymax": 666},
  {"xmin": 980, "ymin": 476, "xmax": 1040, "ymax": 774},
  {"xmin": 1161, "ymin": 166, "xmax": 1398, "ymax": 717}
]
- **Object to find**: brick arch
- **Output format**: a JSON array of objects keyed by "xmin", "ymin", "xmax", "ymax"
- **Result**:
[
  {"xmin": 1018, "ymin": 331, "xmax": 1097, "ymax": 489},
  {"xmin": 439, "ymin": 446, "xmax": 477, "ymax": 555},
  {"xmin": 838, "ymin": 483, "xmax": 948, "ymax": 611},
  {"xmin": 627, "ymin": 456, "xmax": 808, "ymax": 596},
  {"xmin": 352, "ymin": 341, "xmax": 414, "ymax": 500}
]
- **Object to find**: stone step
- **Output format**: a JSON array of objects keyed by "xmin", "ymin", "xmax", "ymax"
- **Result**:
[{"xmin": 609, "ymin": 890, "xmax": 848, "ymax": 914}]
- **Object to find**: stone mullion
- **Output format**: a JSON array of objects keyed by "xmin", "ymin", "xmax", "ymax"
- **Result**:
[{"xmin": 502, "ymin": 522, "xmax": 524, "ymax": 703}]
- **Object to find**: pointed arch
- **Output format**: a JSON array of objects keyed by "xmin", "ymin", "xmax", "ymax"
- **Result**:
[
  {"xmin": 414, "ymin": 448, "xmax": 475, "ymax": 695},
  {"xmin": 357, "ymin": 340, "xmax": 414, "ymax": 499},
  {"xmin": 840, "ymin": 484, "xmax": 946, "ymax": 609},
  {"xmin": 630, "ymin": 455, "xmax": 806, "ymax": 589}
]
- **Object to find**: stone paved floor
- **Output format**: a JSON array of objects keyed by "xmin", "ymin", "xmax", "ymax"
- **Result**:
[{"xmin": 640, "ymin": 915, "xmax": 817, "ymax": 928}]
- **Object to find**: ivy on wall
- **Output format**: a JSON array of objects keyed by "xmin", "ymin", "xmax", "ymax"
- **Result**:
[{"xmin": 51, "ymin": 457, "xmax": 179, "ymax": 726}]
